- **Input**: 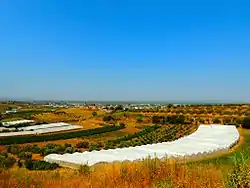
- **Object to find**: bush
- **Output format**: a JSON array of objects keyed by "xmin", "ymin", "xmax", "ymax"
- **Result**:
[
  {"xmin": 64, "ymin": 143, "xmax": 72, "ymax": 148},
  {"xmin": 89, "ymin": 143, "xmax": 100, "ymax": 151},
  {"xmin": 22, "ymin": 144, "xmax": 33, "ymax": 152},
  {"xmin": 6, "ymin": 144, "xmax": 20, "ymax": 155},
  {"xmin": 75, "ymin": 141, "xmax": 89, "ymax": 149},
  {"xmin": 31, "ymin": 144, "xmax": 41, "ymax": 153},
  {"xmin": 0, "ymin": 155, "xmax": 16, "ymax": 169},
  {"xmin": 24, "ymin": 160, "xmax": 59, "ymax": 170},
  {"xmin": 242, "ymin": 117, "xmax": 250, "ymax": 129},
  {"xmin": 92, "ymin": 112, "xmax": 97, "ymax": 117},
  {"xmin": 103, "ymin": 116, "xmax": 112, "ymax": 122},
  {"xmin": 64, "ymin": 147, "xmax": 76, "ymax": 154},
  {"xmin": 17, "ymin": 159, "xmax": 23, "ymax": 167},
  {"xmin": 213, "ymin": 118, "xmax": 221, "ymax": 124},
  {"xmin": 78, "ymin": 164, "xmax": 91, "ymax": 176},
  {"xmin": 18, "ymin": 152, "xmax": 32, "ymax": 160},
  {"xmin": 137, "ymin": 115, "xmax": 143, "ymax": 123}
]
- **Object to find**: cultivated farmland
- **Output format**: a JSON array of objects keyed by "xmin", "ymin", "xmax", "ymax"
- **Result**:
[{"xmin": 0, "ymin": 102, "xmax": 250, "ymax": 188}]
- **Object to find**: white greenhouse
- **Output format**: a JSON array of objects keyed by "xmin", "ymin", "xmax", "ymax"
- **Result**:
[
  {"xmin": 1, "ymin": 119, "xmax": 35, "ymax": 127},
  {"xmin": 44, "ymin": 124, "xmax": 240, "ymax": 168},
  {"xmin": 0, "ymin": 122, "xmax": 82, "ymax": 137}
]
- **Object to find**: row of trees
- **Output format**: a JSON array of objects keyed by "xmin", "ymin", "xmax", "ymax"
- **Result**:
[
  {"xmin": 40, "ymin": 143, "xmax": 78, "ymax": 156},
  {"xmin": 0, "ymin": 124, "xmax": 126, "ymax": 145},
  {"xmin": 86, "ymin": 124, "xmax": 197, "ymax": 151},
  {"xmin": 106, "ymin": 125, "xmax": 161, "ymax": 145},
  {"xmin": 152, "ymin": 115, "xmax": 186, "ymax": 125}
]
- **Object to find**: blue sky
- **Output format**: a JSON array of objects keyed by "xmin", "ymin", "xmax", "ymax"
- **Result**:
[{"xmin": 0, "ymin": 0, "xmax": 249, "ymax": 101}]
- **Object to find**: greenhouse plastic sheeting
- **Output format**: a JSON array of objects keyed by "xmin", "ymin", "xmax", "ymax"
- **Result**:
[
  {"xmin": 44, "ymin": 124, "xmax": 240, "ymax": 168},
  {"xmin": 18, "ymin": 122, "xmax": 73, "ymax": 131},
  {"xmin": 2, "ymin": 120, "xmax": 35, "ymax": 127},
  {"xmin": 0, "ymin": 123, "xmax": 82, "ymax": 137}
]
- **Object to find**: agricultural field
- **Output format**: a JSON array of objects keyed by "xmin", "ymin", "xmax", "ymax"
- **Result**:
[{"xmin": 0, "ymin": 103, "xmax": 250, "ymax": 187}]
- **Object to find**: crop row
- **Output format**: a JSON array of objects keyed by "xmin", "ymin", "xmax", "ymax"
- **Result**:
[
  {"xmin": 104, "ymin": 124, "xmax": 197, "ymax": 149},
  {"xmin": 107, "ymin": 125, "xmax": 161, "ymax": 145},
  {"xmin": 0, "ymin": 124, "xmax": 126, "ymax": 145}
]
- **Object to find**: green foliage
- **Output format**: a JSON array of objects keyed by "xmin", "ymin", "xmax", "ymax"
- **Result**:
[
  {"xmin": 75, "ymin": 141, "xmax": 89, "ymax": 149},
  {"xmin": 18, "ymin": 152, "xmax": 32, "ymax": 160},
  {"xmin": 199, "ymin": 119, "xmax": 205, "ymax": 124},
  {"xmin": 226, "ymin": 153, "xmax": 250, "ymax": 187},
  {"xmin": 119, "ymin": 122, "xmax": 126, "ymax": 127},
  {"xmin": 65, "ymin": 147, "xmax": 76, "ymax": 154},
  {"xmin": 115, "ymin": 105, "xmax": 123, "ymax": 111},
  {"xmin": 6, "ymin": 144, "xmax": 20, "ymax": 155},
  {"xmin": 137, "ymin": 115, "xmax": 143, "ymax": 123},
  {"xmin": 104, "ymin": 124, "xmax": 195, "ymax": 149},
  {"xmin": 78, "ymin": 164, "xmax": 91, "ymax": 176},
  {"xmin": 103, "ymin": 115, "xmax": 113, "ymax": 122},
  {"xmin": 213, "ymin": 118, "xmax": 221, "ymax": 124},
  {"xmin": 92, "ymin": 111, "xmax": 97, "ymax": 117},
  {"xmin": 242, "ymin": 117, "xmax": 250, "ymax": 129},
  {"xmin": 31, "ymin": 144, "xmax": 41, "ymax": 153},
  {"xmin": 24, "ymin": 160, "xmax": 59, "ymax": 171},
  {"xmin": 17, "ymin": 159, "xmax": 23, "ymax": 168},
  {"xmin": 107, "ymin": 125, "xmax": 161, "ymax": 146},
  {"xmin": 0, "ymin": 124, "xmax": 126, "ymax": 145},
  {"xmin": 40, "ymin": 143, "xmax": 78, "ymax": 156},
  {"xmin": 89, "ymin": 143, "xmax": 100, "ymax": 151},
  {"xmin": 152, "ymin": 115, "xmax": 186, "ymax": 124},
  {"xmin": 0, "ymin": 152, "xmax": 16, "ymax": 169}
]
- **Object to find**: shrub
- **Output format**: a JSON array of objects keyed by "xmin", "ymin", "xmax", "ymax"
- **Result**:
[
  {"xmin": 25, "ymin": 160, "xmax": 59, "ymax": 170},
  {"xmin": 31, "ymin": 144, "xmax": 41, "ymax": 153},
  {"xmin": 89, "ymin": 143, "xmax": 100, "ymax": 151},
  {"xmin": 103, "ymin": 116, "xmax": 112, "ymax": 122},
  {"xmin": 6, "ymin": 144, "xmax": 20, "ymax": 155},
  {"xmin": 0, "ymin": 155, "xmax": 16, "ymax": 169},
  {"xmin": 92, "ymin": 111, "xmax": 97, "ymax": 117},
  {"xmin": 242, "ymin": 117, "xmax": 250, "ymax": 129},
  {"xmin": 119, "ymin": 122, "xmax": 126, "ymax": 127},
  {"xmin": 17, "ymin": 159, "xmax": 23, "ymax": 167},
  {"xmin": 64, "ymin": 147, "xmax": 76, "ymax": 154},
  {"xmin": 213, "ymin": 118, "xmax": 221, "ymax": 124},
  {"xmin": 22, "ymin": 144, "xmax": 33, "ymax": 152},
  {"xmin": 0, "ymin": 151, "xmax": 8, "ymax": 158},
  {"xmin": 18, "ymin": 152, "xmax": 32, "ymax": 160},
  {"xmin": 137, "ymin": 115, "xmax": 143, "ymax": 123},
  {"xmin": 78, "ymin": 164, "xmax": 91, "ymax": 176},
  {"xmin": 75, "ymin": 141, "xmax": 89, "ymax": 149},
  {"xmin": 64, "ymin": 143, "xmax": 72, "ymax": 148}
]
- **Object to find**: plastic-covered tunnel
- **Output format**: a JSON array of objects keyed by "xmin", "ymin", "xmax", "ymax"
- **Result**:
[{"xmin": 44, "ymin": 124, "xmax": 240, "ymax": 168}]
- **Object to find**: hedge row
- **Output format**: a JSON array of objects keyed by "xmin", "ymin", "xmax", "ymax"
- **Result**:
[
  {"xmin": 0, "ymin": 124, "xmax": 126, "ymax": 145},
  {"xmin": 24, "ymin": 160, "xmax": 59, "ymax": 171}
]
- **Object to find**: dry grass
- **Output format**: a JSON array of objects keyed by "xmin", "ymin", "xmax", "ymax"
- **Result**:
[{"xmin": 0, "ymin": 159, "xmax": 225, "ymax": 188}]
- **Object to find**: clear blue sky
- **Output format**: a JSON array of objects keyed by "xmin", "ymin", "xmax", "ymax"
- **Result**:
[{"xmin": 0, "ymin": 0, "xmax": 249, "ymax": 102}]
